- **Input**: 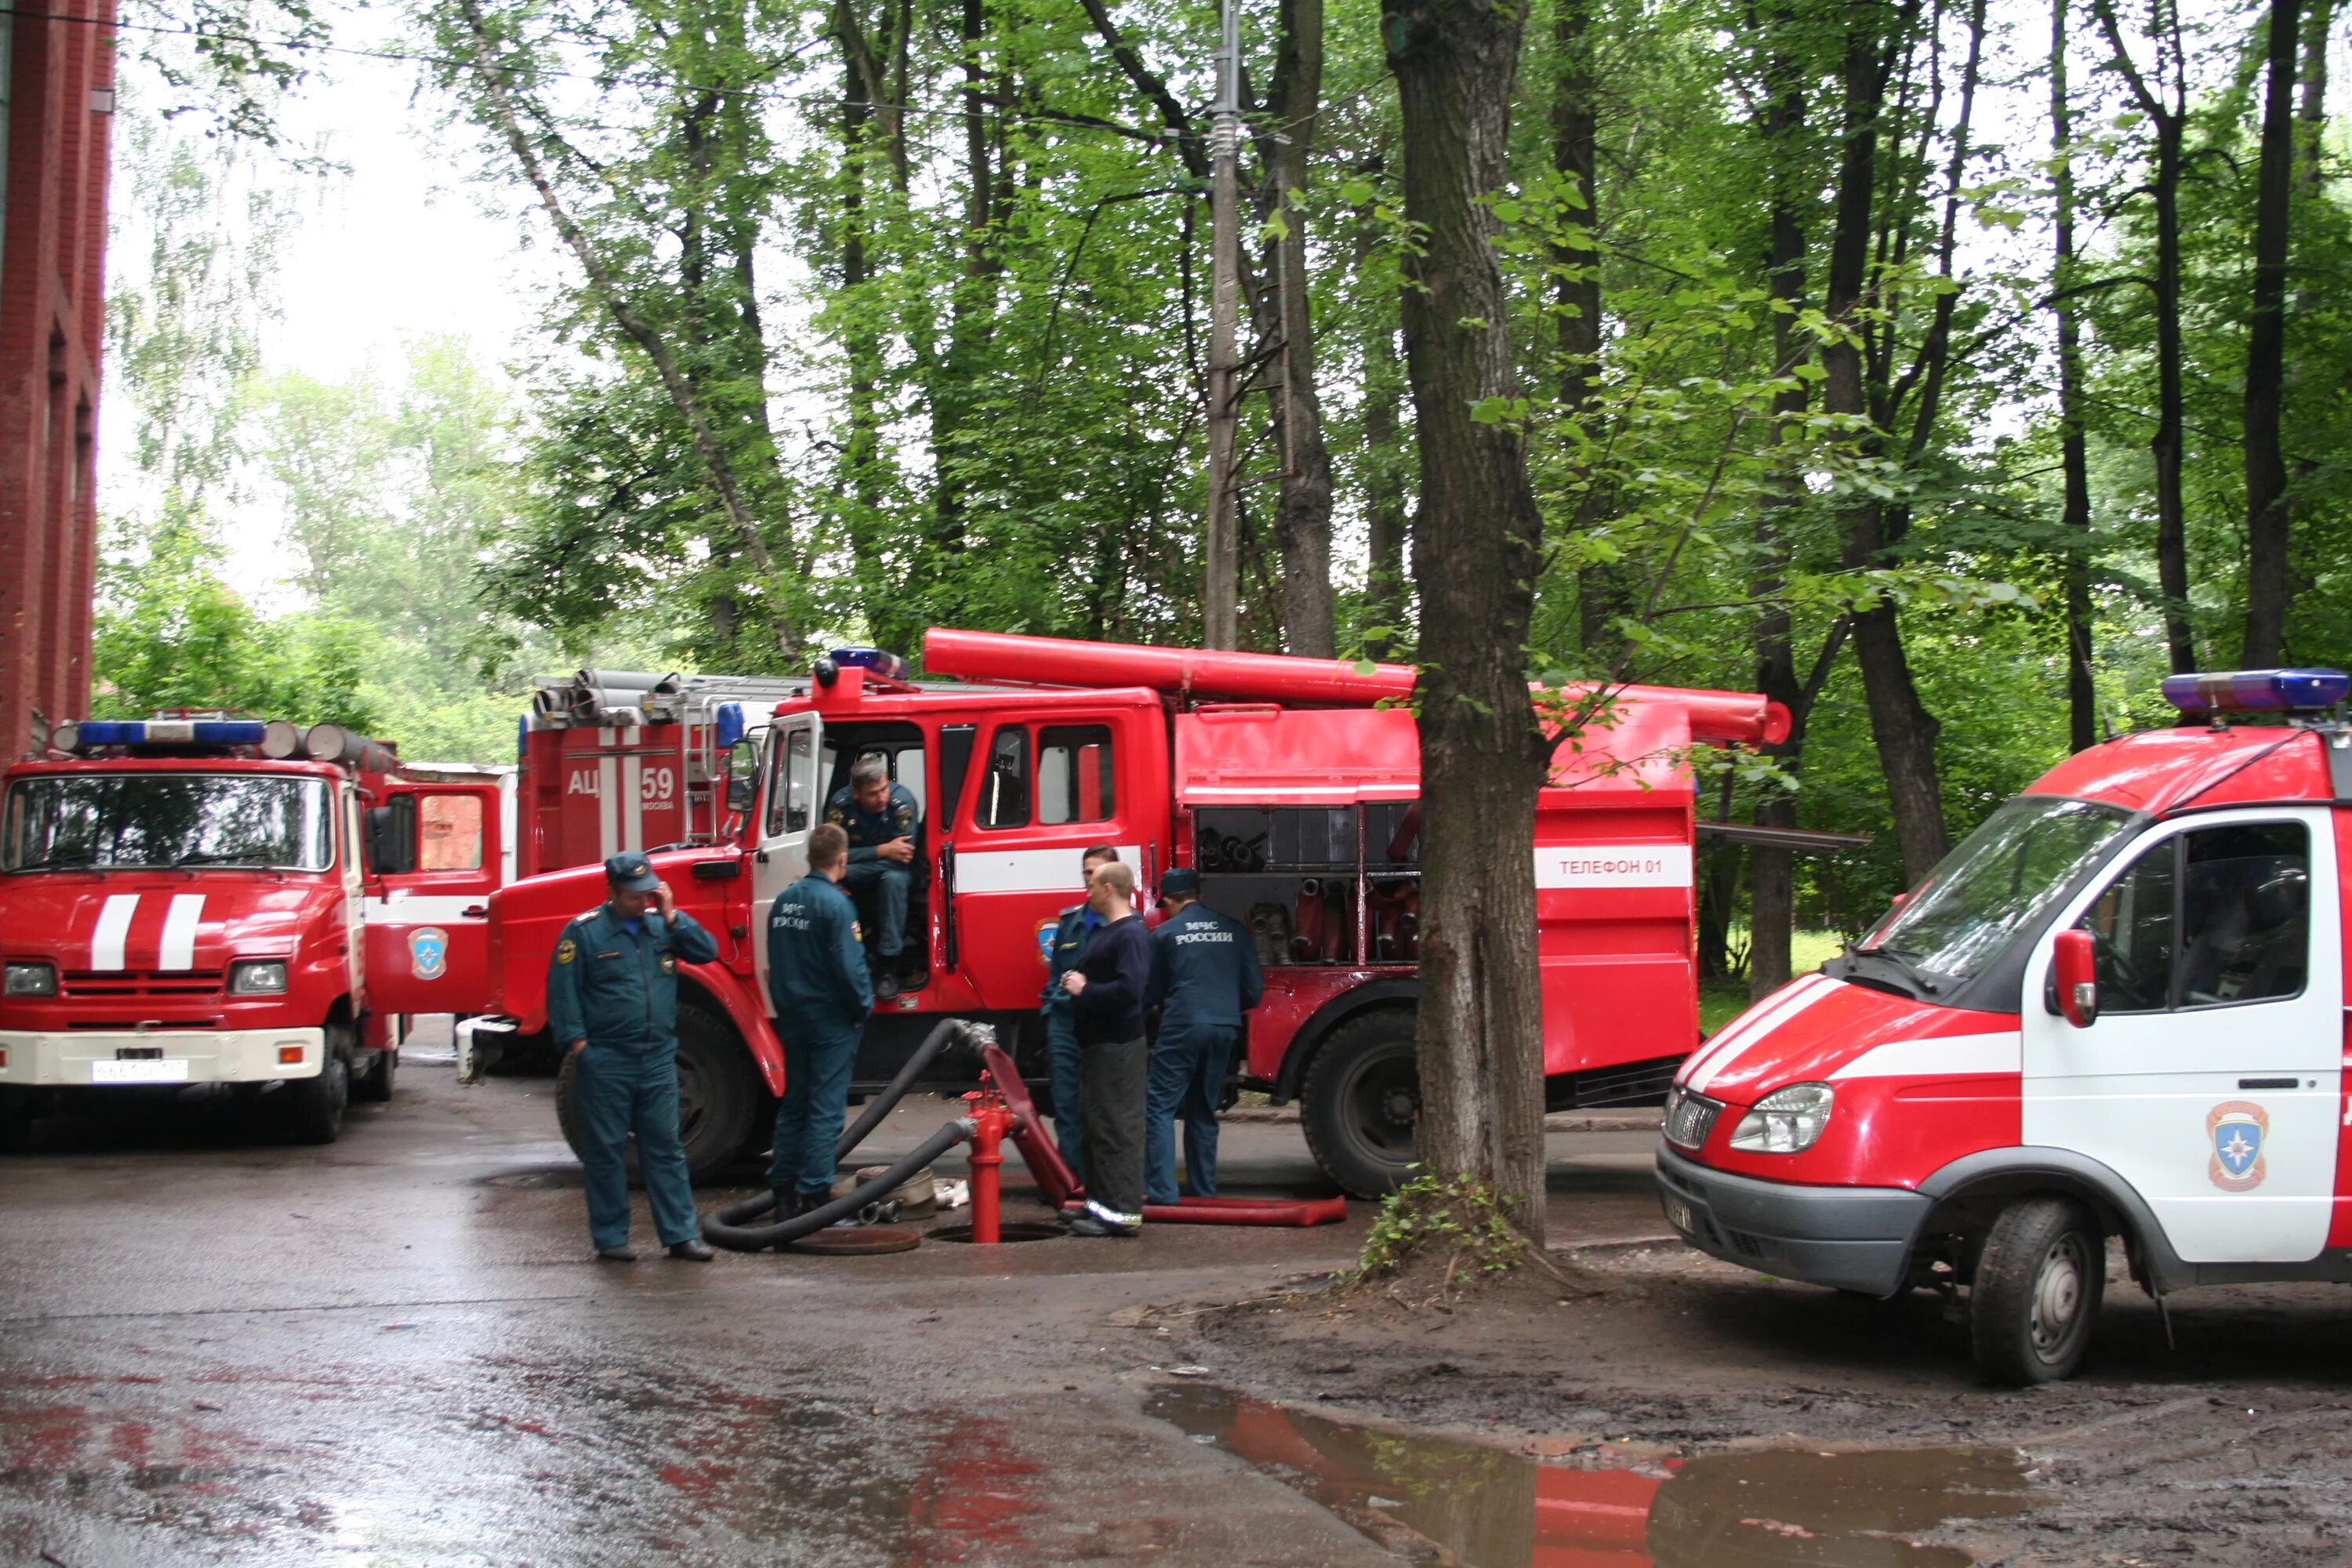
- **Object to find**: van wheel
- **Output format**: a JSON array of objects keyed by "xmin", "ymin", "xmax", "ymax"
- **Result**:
[
  {"xmin": 1970, "ymin": 1196, "xmax": 2103, "ymax": 1385},
  {"xmin": 283, "ymin": 1050, "xmax": 350, "ymax": 1145},
  {"xmin": 554, "ymin": 1001, "xmax": 760, "ymax": 1185},
  {"xmin": 1301, "ymin": 1009, "xmax": 1419, "ymax": 1200}
]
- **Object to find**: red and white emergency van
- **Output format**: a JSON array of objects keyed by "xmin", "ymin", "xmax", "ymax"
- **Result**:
[
  {"xmin": 463, "ymin": 630, "xmax": 1788, "ymax": 1193},
  {"xmin": 1657, "ymin": 666, "xmax": 2352, "ymax": 1383},
  {"xmin": 0, "ymin": 717, "xmax": 506, "ymax": 1145}
]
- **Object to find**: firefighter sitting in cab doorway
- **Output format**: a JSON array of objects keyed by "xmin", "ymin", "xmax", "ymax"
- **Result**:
[
  {"xmin": 825, "ymin": 755, "xmax": 920, "ymax": 999},
  {"xmin": 1040, "ymin": 844, "xmax": 1120, "ymax": 1184},
  {"xmin": 1145, "ymin": 868, "xmax": 1262, "ymax": 1206},
  {"xmin": 1058, "ymin": 860, "xmax": 1154, "ymax": 1237},
  {"xmin": 548, "ymin": 851, "xmax": 720, "ymax": 1263},
  {"xmin": 764, "ymin": 823, "xmax": 873, "ymax": 1235}
]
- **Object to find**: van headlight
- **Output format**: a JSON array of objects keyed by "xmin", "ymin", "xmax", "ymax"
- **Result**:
[
  {"xmin": 1729, "ymin": 1083, "xmax": 1835, "ymax": 1154},
  {"xmin": 3, "ymin": 962, "xmax": 56, "ymax": 997},
  {"xmin": 228, "ymin": 960, "xmax": 290, "ymax": 996}
]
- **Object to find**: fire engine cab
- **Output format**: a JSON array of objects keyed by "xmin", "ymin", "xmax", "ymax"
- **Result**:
[
  {"xmin": 1657, "ymin": 667, "xmax": 2352, "ymax": 1384},
  {"xmin": 464, "ymin": 629, "xmax": 1787, "ymax": 1194},
  {"xmin": 0, "ymin": 717, "xmax": 506, "ymax": 1146}
]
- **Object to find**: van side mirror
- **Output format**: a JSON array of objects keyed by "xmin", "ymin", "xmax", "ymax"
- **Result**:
[{"xmin": 2053, "ymin": 928, "xmax": 2098, "ymax": 1028}]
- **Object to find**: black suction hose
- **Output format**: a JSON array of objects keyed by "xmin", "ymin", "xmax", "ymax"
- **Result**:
[
  {"xmin": 832, "ymin": 1018, "xmax": 972, "ymax": 1156},
  {"xmin": 702, "ymin": 1120, "xmax": 973, "ymax": 1250}
]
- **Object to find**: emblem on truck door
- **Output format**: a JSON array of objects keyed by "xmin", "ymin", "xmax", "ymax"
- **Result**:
[
  {"xmin": 410, "ymin": 927, "xmax": 449, "ymax": 981},
  {"xmin": 2207, "ymin": 1101, "xmax": 2270, "ymax": 1192}
]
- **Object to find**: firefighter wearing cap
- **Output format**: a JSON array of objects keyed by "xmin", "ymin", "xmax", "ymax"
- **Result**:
[
  {"xmin": 547, "ymin": 851, "xmax": 721, "ymax": 1263},
  {"xmin": 764, "ymin": 822, "xmax": 873, "ymax": 1231},
  {"xmin": 1144, "ymin": 869, "xmax": 1262, "ymax": 1207},
  {"xmin": 823, "ymin": 755, "xmax": 921, "ymax": 999}
]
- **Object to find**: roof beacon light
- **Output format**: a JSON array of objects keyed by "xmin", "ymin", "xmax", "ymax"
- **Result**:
[
  {"xmin": 713, "ymin": 701, "xmax": 747, "ymax": 751},
  {"xmin": 2161, "ymin": 667, "xmax": 2350, "ymax": 717},
  {"xmin": 60, "ymin": 719, "xmax": 267, "ymax": 749},
  {"xmin": 827, "ymin": 647, "xmax": 910, "ymax": 683}
]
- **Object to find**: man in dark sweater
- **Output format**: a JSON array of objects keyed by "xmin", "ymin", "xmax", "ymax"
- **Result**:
[{"xmin": 1057, "ymin": 858, "xmax": 1153, "ymax": 1236}]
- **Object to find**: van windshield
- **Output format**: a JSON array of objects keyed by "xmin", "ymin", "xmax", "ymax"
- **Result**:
[
  {"xmin": 2, "ymin": 774, "xmax": 336, "ymax": 873},
  {"xmin": 1857, "ymin": 796, "xmax": 2130, "ymax": 986}
]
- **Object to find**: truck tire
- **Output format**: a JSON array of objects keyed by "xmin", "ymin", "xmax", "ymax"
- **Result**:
[
  {"xmin": 282, "ymin": 1050, "xmax": 349, "ymax": 1145},
  {"xmin": 554, "ymin": 1001, "xmax": 760, "ymax": 1185},
  {"xmin": 354, "ymin": 1041, "xmax": 396, "ymax": 1104},
  {"xmin": 1969, "ymin": 1196, "xmax": 2103, "ymax": 1385},
  {"xmin": 1300, "ymin": 1009, "xmax": 1420, "ymax": 1200}
]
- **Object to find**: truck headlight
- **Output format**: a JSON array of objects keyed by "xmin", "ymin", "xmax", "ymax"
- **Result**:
[
  {"xmin": 1729, "ymin": 1083, "xmax": 1835, "ymax": 1154},
  {"xmin": 3, "ymin": 962, "xmax": 56, "ymax": 997},
  {"xmin": 228, "ymin": 960, "xmax": 289, "ymax": 996}
]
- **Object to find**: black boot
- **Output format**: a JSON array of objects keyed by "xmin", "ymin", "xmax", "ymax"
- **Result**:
[
  {"xmin": 873, "ymin": 964, "xmax": 902, "ymax": 1002},
  {"xmin": 770, "ymin": 1188, "xmax": 803, "ymax": 1250}
]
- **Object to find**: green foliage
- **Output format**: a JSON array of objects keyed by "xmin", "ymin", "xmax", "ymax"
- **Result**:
[{"xmin": 1355, "ymin": 1172, "xmax": 1531, "ymax": 1280}]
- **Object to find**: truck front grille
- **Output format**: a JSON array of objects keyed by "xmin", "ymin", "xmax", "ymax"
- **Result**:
[{"xmin": 63, "ymin": 970, "xmax": 225, "ymax": 1000}]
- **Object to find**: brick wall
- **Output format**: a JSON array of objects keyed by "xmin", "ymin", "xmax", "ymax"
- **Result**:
[{"xmin": 0, "ymin": 0, "xmax": 113, "ymax": 758}]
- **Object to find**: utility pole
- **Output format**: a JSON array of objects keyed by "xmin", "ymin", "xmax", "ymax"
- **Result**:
[{"xmin": 1202, "ymin": 0, "xmax": 1242, "ymax": 649}]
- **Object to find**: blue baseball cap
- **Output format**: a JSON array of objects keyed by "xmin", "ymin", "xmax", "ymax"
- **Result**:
[
  {"xmin": 604, "ymin": 851, "xmax": 660, "ymax": 892},
  {"xmin": 1160, "ymin": 868, "xmax": 1201, "ymax": 900}
]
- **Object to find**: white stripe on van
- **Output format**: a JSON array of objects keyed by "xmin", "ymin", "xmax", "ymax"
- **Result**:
[{"xmin": 1686, "ymin": 974, "xmax": 1839, "ymax": 1094}]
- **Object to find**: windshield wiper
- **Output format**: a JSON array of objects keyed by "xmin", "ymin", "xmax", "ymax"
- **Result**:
[
  {"xmin": 9, "ymin": 851, "xmax": 94, "ymax": 872},
  {"xmin": 170, "ymin": 849, "xmax": 252, "ymax": 868},
  {"xmin": 1841, "ymin": 945, "xmax": 1941, "ymax": 996}
]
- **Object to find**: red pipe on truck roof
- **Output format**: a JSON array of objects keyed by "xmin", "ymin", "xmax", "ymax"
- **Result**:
[{"xmin": 921, "ymin": 627, "xmax": 1790, "ymax": 746}]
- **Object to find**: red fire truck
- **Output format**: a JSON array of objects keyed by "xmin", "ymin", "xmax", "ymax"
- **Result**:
[
  {"xmin": 1657, "ymin": 667, "xmax": 2352, "ymax": 1382},
  {"xmin": 0, "ymin": 717, "xmax": 506, "ymax": 1146},
  {"xmin": 464, "ymin": 630, "xmax": 1786, "ymax": 1194}
]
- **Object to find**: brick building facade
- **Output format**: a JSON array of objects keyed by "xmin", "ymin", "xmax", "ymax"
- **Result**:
[{"xmin": 0, "ymin": 0, "xmax": 113, "ymax": 758}]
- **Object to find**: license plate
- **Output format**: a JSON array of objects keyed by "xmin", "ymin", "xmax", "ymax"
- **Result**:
[
  {"xmin": 91, "ymin": 1058, "xmax": 191, "ymax": 1084},
  {"xmin": 1663, "ymin": 1196, "xmax": 1695, "ymax": 1234}
]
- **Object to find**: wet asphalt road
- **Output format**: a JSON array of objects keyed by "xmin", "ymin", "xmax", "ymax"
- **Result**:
[{"xmin": 0, "ymin": 1022, "xmax": 1664, "ymax": 1566}]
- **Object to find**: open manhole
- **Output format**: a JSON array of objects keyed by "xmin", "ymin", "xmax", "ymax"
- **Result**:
[{"xmin": 930, "ymin": 1221, "xmax": 1064, "ymax": 1243}]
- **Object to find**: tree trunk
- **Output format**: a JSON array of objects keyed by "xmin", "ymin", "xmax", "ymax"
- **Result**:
[
  {"xmin": 1358, "ymin": 220, "xmax": 1410, "ymax": 659},
  {"xmin": 1385, "ymin": 0, "xmax": 1550, "ymax": 1229},
  {"xmin": 2242, "ymin": 0, "xmax": 2303, "ymax": 667},
  {"xmin": 1268, "ymin": 0, "xmax": 1336, "ymax": 656},
  {"xmin": 2050, "ymin": 0, "xmax": 2096, "ymax": 752},
  {"xmin": 1748, "ymin": 28, "xmax": 1811, "ymax": 998}
]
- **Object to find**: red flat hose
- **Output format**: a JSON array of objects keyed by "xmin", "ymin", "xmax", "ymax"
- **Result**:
[
  {"xmin": 981, "ymin": 1043, "xmax": 1347, "ymax": 1228},
  {"xmin": 923, "ymin": 627, "xmax": 1789, "ymax": 746}
]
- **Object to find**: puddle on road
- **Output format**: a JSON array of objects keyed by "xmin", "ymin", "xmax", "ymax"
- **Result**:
[{"xmin": 1148, "ymin": 1384, "xmax": 2041, "ymax": 1567}]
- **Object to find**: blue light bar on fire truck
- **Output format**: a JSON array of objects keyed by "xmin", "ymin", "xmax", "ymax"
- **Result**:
[
  {"xmin": 2161, "ymin": 667, "xmax": 2350, "ymax": 717},
  {"xmin": 826, "ymin": 647, "xmax": 911, "ymax": 682},
  {"xmin": 53, "ymin": 718, "xmax": 314, "ymax": 758}
]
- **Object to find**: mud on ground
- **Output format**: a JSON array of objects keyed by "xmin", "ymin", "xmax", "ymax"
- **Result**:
[{"xmin": 1176, "ymin": 1242, "xmax": 2352, "ymax": 1566}]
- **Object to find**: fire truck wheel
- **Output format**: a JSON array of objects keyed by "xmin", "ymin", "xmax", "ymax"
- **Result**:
[
  {"xmin": 283, "ymin": 1051, "xmax": 350, "ymax": 1145},
  {"xmin": 1300, "ymin": 1009, "xmax": 1420, "ymax": 1200},
  {"xmin": 354, "ymin": 1045, "xmax": 396, "ymax": 1105},
  {"xmin": 554, "ymin": 1002, "xmax": 759, "ymax": 1185},
  {"xmin": 1969, "ymin": 1196, "xmax": 2104, "ymax": 1386}
]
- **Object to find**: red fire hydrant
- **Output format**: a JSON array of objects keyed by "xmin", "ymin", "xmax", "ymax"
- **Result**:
[{"xmin": 964, "ymin": 1080, "xmax": 1015, "ymax": 1245}]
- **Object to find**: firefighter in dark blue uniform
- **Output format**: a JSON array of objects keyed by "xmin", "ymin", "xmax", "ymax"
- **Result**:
[
  {"xmin": 823, "ymin": 755, "xmax": 920, "ymax": 998},
  {"xmin": 547, "ymin": 851, "xmax": 720, "ymax": 1262},
  {"xmin": 1144, "ymin": 869, "xmax": 1263, "ymax": 1206},
  {"xmin": 764, "ymin": 822, "xmax": 874, "ymax": 1229},
  {"xmin": 1038, "ymin": 844, "xmax": 1120, "ymax": 1183}
]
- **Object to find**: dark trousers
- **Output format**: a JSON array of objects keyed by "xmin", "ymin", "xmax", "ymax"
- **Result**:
[
  {"xmin": 1078, "ymin": 1033, "xmax": 1148, "ymax": 1229},
  {"xmin": 1145, "ymin": 1025, "xmax": 1236, "ymax": 1205},
  {"xmin": 1043, "ymin": 1007, "xmax": 1086, "ymax": 1183},
  {"xmin": 840, "ymin": 860, "xmax": 910, "ymax": 958},
  {"xmin": 573, "ymin": 1043, "xmax": 699, "ymax": 1250},
  {"xmin": 767, "ymin": 1023, "xmax": 862, "ymax": 1196}
]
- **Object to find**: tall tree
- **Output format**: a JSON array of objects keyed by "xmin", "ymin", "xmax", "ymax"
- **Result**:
[
  {"xmin": 2241, "ymin": 0, "xmax": 2304, "ymax": 666},
  {"xmin": 2051, "ymin": 0, "xmax": 2098, "ymax": 751},
  {"xmin": 1264, "ymin": 0, "xmax": 1338, "ymax": 655},
  {"xmin": 1383, "ymin": 0, "xmax": 1552, "ymax": 1228}
]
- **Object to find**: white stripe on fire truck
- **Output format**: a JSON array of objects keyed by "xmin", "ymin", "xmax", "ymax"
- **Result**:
[
  {"xmin": 1828, "ymin": 1031, "xmax": 2021, "ymax": 1081},
  {"xmin": 597, "ymin": 739, "xmax": 619, "ymax": 860},
  {"xmin": 1682, "ymin": 973, "xmax": 1835, "ymax": 1093},
  {"xmin": 622, "ymin": 753, "xmax": 644, "ymax": 851},
  {"xmin": 158, "ymin": 894, "xmax": 205, "ymax": 971},
  {"xmin": 361, "ymin": 895, "xmax": 487, "ymax": 924},
  {"xmin": 955, "ymin": 844, "xmax": 1147, "ymax": 896},
  {"xmin": 90, "ymin": 894, "xmax": 140, "ymax": 971}
]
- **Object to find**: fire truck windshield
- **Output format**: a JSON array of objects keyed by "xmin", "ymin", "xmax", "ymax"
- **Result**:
[
  {"xmin": 1854, "ymin": 796, "xmax": 2131, "ymax": 987},
  {"xmin": 2, "ymin": 774, "xmax": 336, "ymax": 873}
]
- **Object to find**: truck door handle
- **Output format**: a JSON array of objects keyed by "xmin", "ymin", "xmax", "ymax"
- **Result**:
[{"xmin": 2238, "ymin": 1077, "xmax": 2299, "ymax": 1090}]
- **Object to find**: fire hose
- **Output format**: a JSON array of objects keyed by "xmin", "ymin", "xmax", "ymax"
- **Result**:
[{"xmin": 697, "ymin": 1018, "xmax": 976, "ymax": 1251}]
